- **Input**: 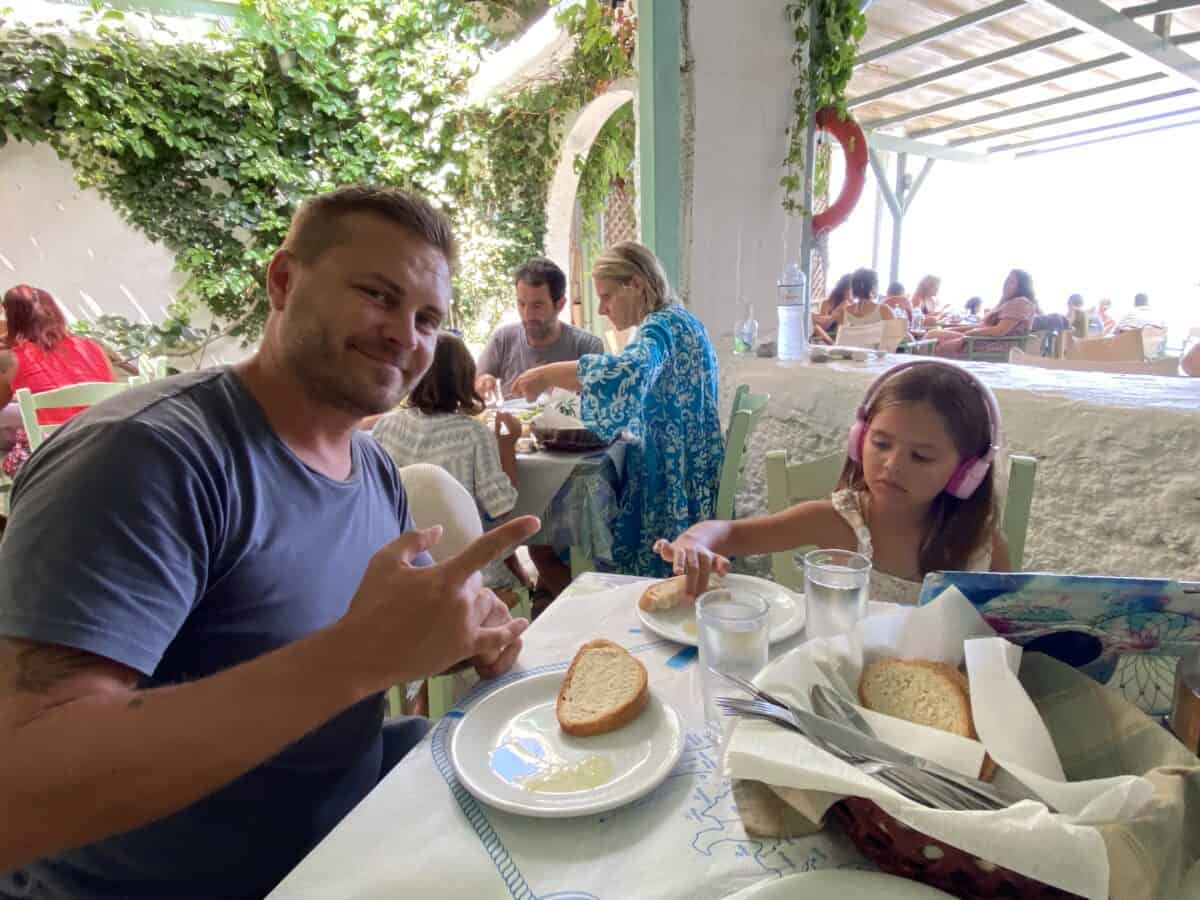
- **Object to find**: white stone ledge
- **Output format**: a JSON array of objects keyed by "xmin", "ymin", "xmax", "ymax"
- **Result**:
[{"xmin": 716, "ymin": 350, "xmax": 1200, "ymax": 581}]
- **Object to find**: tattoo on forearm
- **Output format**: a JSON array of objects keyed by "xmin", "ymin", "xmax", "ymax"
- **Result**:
[
  {"xmin": 13, "ymin": 643, "xmax": 106, "ymax": 694},
  {"xmin": 0, "ymin": 351, "xmax": 14, "ymax": 376}
]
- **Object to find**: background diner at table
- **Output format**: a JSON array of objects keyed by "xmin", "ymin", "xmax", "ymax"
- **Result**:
[
  {"xmin": 511, "ymin": 240, "xmax": 725, "ymax": 579},
  {"xmin": 474, "ymin": 257, "xmax": 602, "ymax": 404},
  {"xmin": 371, "ymin": 331, "xmax": 530, "ymax": 594},
  {"xmin": 927, "ymin": 268, "xmax": 1038, "ymax": 357},
  {"xmin": 0, "ymin": 285, "xmax": 115, "ymax": 479},
  {"xmin": 472, "ymin": 256, "xmax": 602, "ymax": 595}
]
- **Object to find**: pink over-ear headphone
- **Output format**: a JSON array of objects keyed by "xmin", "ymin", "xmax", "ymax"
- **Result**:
[{"xmin": 847, "ymin": 359, "xmax": 1000, "ymax": 500}]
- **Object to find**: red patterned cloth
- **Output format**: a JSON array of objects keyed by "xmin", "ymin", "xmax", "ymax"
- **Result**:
[{"xmin": 2, "ymin": 428, "xmax": 30, "ymax": 478}]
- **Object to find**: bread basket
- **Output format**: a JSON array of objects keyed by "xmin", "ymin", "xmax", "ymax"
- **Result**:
[
  {"xmin": 531, "ymin": 424, "xmax": 610, "ymax": 453},
  {"xmin": 830, "ymin": 797, "xmax": 1087, "ymax": 899}
]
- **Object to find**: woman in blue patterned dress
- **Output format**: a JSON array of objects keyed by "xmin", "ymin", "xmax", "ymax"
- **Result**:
[{"xmin": 511, "ymin": 241, "xmax": 723, "ymax": 577}]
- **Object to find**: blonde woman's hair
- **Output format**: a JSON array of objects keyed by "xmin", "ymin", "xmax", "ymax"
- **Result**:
[
  {"xmin": 591, "ymin": 241, "xmax": 675, "ymax": 322},
  {"xmin": 914, "ymin": 274, "xmax": 941, "ymax": 300}
]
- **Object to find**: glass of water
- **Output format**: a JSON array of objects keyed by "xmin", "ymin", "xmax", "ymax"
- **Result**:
[
  {"xmin": 803, "ymin": 549, "xmax": 871, "ymax": 639},
  {"xmin": 696, "ymin": 589, "xmax": 770, "ymax": 732}
]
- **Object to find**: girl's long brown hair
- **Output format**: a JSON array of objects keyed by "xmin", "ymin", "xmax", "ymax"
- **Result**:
[
  {"xmin": 407, "ymin": 332, "xmax": 485, "ymax": 416},
  {"xmin": 836, "ymin": 364, "xmax": 998, "ymax": 574}
]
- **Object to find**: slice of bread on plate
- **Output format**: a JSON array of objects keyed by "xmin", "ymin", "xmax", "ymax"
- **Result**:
[
  {"xmin": 557, "ymin": 639, "xmax": 649, "ymax": 737},
  {"xmin": 858, "ymin": 657, "xmax": 976, "ymax": 739},
  {"xmin": 638, "ymin": 574, "xmax": 725, "ymax": 611}
]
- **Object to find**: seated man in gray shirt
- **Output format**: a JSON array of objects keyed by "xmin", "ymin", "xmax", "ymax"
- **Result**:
[
  {"xmin": 0, "ymin": 186, "xmax": 537, "ymax": 899},
  {"xmin": 475, "ymin": 257, "xmax": 603, "ymax": 402}
]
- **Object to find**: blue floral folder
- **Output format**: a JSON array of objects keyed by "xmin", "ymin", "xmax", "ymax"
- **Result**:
[{"xmin": 919, "ymin": 571, "xmax": 1200, "ymax": 716}]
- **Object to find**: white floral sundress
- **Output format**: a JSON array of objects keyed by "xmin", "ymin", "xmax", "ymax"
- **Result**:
[{"xmin": 831, "ymin": 489, "xmax": 992, "ymax": 605}]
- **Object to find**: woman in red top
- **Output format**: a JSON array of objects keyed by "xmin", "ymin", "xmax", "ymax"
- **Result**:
[{"xmin": 0, "ymin": 285, "xmax": 114, "ymax": 474}]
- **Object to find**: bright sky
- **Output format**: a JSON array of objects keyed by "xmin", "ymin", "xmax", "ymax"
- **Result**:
[{"xmin": 829, "ymin": 125, "xmax": 1200, "ymax": 344}]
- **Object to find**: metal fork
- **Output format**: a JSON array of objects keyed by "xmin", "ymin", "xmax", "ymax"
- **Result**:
[
  {"xmin": 708, "ymin": 670, "xmax": 964, "ymax": 805},
  {"xmin": 716, "ymin": 697, "xmax": 973, "ymax": 811},
  {"xmin": 809, "ymin": 684, "xmax": 1052, "ymax": 811},
  {"xmin": 710, "ymin": 668, "xmax": 1027, "ymax": 812}
]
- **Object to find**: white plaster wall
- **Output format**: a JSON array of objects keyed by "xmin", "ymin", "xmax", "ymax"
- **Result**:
[
  {"xmin": 0, "ymin": 142, "xmax": 183, "ymax": 327},
  {"xmin": 718, "ymin": 350, "xmax": 1200, "ymax": 582},
  {"xmin": 0, "ymin": 141, "xmax": 251, "ymax": 367},
  {"xmin": 686, "ymin": 0, "xmax": 796, "ymax": 346}
]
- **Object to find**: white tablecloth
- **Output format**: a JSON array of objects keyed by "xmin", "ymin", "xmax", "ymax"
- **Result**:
[{"xmin": 267, "ymin": 573, "xmax": 871, "ymax": 900}]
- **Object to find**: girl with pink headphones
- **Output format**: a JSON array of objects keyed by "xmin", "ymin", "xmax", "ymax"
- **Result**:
[{"xmin": 654, "ymin": 359, "xmax": 1012, "ymax": 605}]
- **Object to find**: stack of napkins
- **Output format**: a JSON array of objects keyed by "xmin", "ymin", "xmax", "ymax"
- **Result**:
[{"xmin": 724, "ymin": 589, "xmax": 1156, "ymax": 899}]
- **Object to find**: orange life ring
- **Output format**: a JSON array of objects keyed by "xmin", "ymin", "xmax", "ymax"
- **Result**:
[{"xmin": 812, "ymin": 107, "xmax": 868, "ymax": 237}]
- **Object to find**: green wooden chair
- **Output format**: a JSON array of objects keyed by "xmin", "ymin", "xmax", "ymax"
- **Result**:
[
  {"xmin": 138, "ymin": 355, "xmax": 170, "ymax": 381},
  {"xmin": 16, "ymin": 379, "xmax": 143, "ymax": 452},
  {"xmin": 715, "ymin": 384, "xmax": 770, "ymax": 520},
  {"xmin": 764, "ymin": 450, "xmax": 845, "ymax": 591},
  {"xmin": 764, "ymin": 449, "xmax": 1038, "ymax": 590},
  {"xmin": 1002, "ymin": 455, "xmax": 1037, "ymax": 571}
]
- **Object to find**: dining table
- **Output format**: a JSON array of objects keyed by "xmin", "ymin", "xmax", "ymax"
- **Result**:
[
  {"xmin": 510, "ymin": 442, "xmax": 627, "ymax": 571},
  {"xmin": 266, "ymin": 572, "xmax": 876, "ymax": 900}
]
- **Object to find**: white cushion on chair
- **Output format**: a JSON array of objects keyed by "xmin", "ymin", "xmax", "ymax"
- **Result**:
[
  {"xmin": 394, "ymin": 464, "xmax": 489, "ymax": 715},
  {"xmin": 397, "ymin": 463, "xmax": 483, "ymax": 563}
]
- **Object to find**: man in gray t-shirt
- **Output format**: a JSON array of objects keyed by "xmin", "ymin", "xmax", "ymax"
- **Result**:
[
  {"xmin": 476, "ymin": 257, "xmax": 603, "ymax": 399},
  {"xmin": 0, "ymin": 187, "xmax": 537, "ymax": 899}
]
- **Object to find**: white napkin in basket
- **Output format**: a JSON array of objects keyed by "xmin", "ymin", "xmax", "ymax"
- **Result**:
[{"xmin": 724, "ymin": 588, "xmax": 1156, "ymax": 900}]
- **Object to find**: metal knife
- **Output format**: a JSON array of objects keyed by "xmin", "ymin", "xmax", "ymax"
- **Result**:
[{"xmin": 786, "ymin": 691, "xmax": 1048, "ymax": 811}]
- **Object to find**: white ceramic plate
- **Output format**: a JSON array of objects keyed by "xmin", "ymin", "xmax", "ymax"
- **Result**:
[
  {"xmin": 449, "ymin": 671, "xmax": 684, "ymax": 818},
  {"xmin": 724, "ymin": 870, "xmax": 954, "ymax": 900},
  {"xmin": 636, "ymin": 574, "xmax": 806, "ymax": 647}
]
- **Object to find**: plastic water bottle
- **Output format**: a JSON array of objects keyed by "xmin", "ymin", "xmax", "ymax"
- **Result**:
[
  {"xmin": 733, "ymin": 303, "xmax": 758, "ymax": 355},
  {"xmin": 776, "ymin": 261, "xmax": 810, "ymax": 361}
]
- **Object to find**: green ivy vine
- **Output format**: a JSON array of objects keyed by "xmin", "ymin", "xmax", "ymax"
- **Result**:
[
  {"xmin": 0, "ymin": 0, "xmax": 634, "ymax": 345},
  {"xmin": 74, "ymin": 313, "xmax": 221, "ymax": 369},
  {"xmin": 574, "ymin": 99, "xmax": 635, "ymax": 252},
  {"xmin": 781, "ymin": 0, "xmax": 868, "ymax": 215}
]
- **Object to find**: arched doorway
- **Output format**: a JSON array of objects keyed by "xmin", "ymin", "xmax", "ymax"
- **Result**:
[{"xmin": 544, "ymin": 78, "xmax": 637, "ymax": 333}]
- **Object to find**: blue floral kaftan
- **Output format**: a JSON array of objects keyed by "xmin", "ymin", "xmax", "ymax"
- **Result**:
[{"xmin": 578, "ymin": 304, "xmax": 724, "ymax": 577}]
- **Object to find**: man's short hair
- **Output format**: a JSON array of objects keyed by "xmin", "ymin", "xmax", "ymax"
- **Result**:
[
  {"xmin": 886, "ymin": 281, "xmax": 905, "ymax": 297},
  {"xmin": 284, "ymin": 185, "xmax": 458, "ymax": 269},
  {"xmin": 1134, "ymin": 293, "xmax": 1149, "ymax": 307},
  {"xmin": 514, "ymin": 257, "xmax": 566, "ymax": 304}
]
